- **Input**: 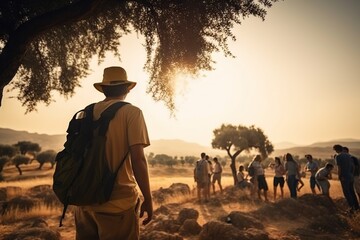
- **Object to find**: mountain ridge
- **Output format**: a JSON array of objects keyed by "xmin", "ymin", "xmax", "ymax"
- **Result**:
[{"xmin": 0, "ymin": 127, "xmax": 359, "ymax": 158}]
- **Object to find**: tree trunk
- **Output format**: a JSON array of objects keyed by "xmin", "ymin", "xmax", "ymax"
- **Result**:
[{"xmin": 230, "ymin": 157, "xmax": 238, "ymax": 186}]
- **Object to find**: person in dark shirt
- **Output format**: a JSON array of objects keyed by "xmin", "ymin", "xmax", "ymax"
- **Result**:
[
  {"xmin": 333, "ymin": 144, "xmax": 359, "ymax": 213},
  {"xmin": 343, "ymin": 146, "xmax": 360, "ymax": 201}
]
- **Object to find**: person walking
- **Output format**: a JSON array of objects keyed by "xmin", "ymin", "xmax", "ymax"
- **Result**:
[
  {"xmin": 315, "ymin": 163, "xmax": 334, "ymax": 197},
  {"xmin": 212, "ymin": 157, "xmax": 223, "ymax": 194},
  {"xmin": 284, "ymin": 153, "xmax": 301, "ymax": 199},
  {"xmin": 304, "ymin": 154, "xmax": 319, "ymax": 194},
  {"xmin": 333, "ymin": 144, "xmax": 359, "ymax": 214},
  {"xmin": 273, "ymin": 157, "xmax": 286, "ymax": 201},
  {"xmin": 74, "ymin": 66, "xmax": 153, "ymax": 240}
]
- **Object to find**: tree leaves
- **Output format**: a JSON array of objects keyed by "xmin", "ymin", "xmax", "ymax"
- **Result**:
[{"xmin": 0, "ymin": 0, "xmax": 278, "ymax": 112}]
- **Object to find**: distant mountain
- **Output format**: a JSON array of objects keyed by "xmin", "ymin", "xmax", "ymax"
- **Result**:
[
  {"xmin": 0, "ymin": 128, "xmax": 65, "ymax": 151},
  {"xmin": 0, "ymin": 128, "xmax": 223, "ymax": 157},
  {"xmin": 1, "ymin": 127, "xmax": 359, "ymax": 159},
  {"xmin": 273, "ymin": 141, "xmax": 300, "ymax": 149},
  {"xmin": 309, "ymin": 139, "xmax": 360, "ymax": 149},
  {"xmin": 145, "ymin": 139, "xmax": 224, "ymax": 157},
  {"xmin": 272, "ymin": 143, "xmax": 360, "ymax": 160}
]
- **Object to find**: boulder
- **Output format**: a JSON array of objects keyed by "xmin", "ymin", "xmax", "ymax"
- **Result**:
[
  {"xmin": 199, "ymin": 221, "xmax": 250, "ymax": 240},
  {"xmin": 226, "ymin": 211, "xmax": 264, "ymax": 230},
  {"xmin": 177, "ymin": 208, "xmax": 199, "ymax": 224},
  {"xmin": 179, "ymin": 219, "xmax": 202, "ymax": 236},
  {"xmin": 145, "ymin": 219, "xmax": 181, "ymax": 234},
  {"xmin": 152, "ymin": 183, "xmax": 190, "ymax": 204}
]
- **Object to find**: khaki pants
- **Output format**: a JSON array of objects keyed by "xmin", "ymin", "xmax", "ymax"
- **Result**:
[{"xmin": 75, "ymin": 203, "xmax": 139, "ymax": 240}]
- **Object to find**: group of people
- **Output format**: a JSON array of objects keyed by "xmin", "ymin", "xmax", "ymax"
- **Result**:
[
  {"xmin": 235, "ymin": 146, "xmax": 360, "ymax": 213},
  {"xmin": 194, "ymin": 152, "xmax": 223, "ymax": 203}
]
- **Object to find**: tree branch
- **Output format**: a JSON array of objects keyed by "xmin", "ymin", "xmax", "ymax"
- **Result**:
[{"xmin": 0, "ymin": 0, "xmax": 108, "ymax": 107}]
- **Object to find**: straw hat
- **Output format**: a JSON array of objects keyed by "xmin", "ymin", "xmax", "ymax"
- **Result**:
[{"xmin": 93, "ymin": 66, "xmax": 137, "ymax": 93}]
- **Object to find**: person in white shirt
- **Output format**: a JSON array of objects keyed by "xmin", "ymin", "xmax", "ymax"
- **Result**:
[
  {"xmin": 315, "ymin": 163, "xmax": 334, "ymax": 196},
  {"xmin": 211, "ymin": 157, "xmax": 223, "ymax": 194}
]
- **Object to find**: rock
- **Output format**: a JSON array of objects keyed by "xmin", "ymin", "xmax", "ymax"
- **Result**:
[
  {"xmin": 307, "ymin": 214, "xmax": 349, "ymax": 233},
  {"xmin": 154, "ymin": 205, "xmax": 171, "ymax": 216},
  {"xmin": 145, "ymin": 219, "xmax": 181, "ymax": 234},
  {"xmin": 177, "ymin": 208, "xmax": 199, "ymax": 224},
  {"xmin": 152, "ymin": 183, "xmax": 190, "ymax": 204},
  {"xmin": 199, "ymin": 221, "xmax": 251, "ymax": 240},
  {"xmin": 179, "ymin": 219, "xmax": 202, "ymax": 236},
  {"xmin": 168, "ymin": 183, "xmax": 191, "ymax": 195},
  {"xmin": 226, "ymin": 211, "xmax": 264, "ymax": 230}
]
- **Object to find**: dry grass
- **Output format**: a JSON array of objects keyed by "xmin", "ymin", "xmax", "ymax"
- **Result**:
[
  {"xmin": 0, "ymin": 164, "xmax": 349, "ymax": 233},
  {"xmin": 0, "ymin": 177, "xmax": 52, "ymax": 189},
  {"xmin": 1, "ymin": 204, "xmax": 60, "ymax": 224}
]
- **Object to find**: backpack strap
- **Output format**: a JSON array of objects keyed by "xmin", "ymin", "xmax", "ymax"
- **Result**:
[{"xmin": 97, "ymin": 101, "xmax": 129, "ymax": 136}]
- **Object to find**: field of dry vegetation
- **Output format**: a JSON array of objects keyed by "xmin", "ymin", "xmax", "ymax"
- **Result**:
[{"xmin": 1, "ymin": 162, "xmax": 360, "ymax": 240}]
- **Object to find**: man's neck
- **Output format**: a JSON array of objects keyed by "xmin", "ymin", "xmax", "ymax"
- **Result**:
[{"xmin": 104, "ymin": 96, "xmax": 126, "ymax": 101}]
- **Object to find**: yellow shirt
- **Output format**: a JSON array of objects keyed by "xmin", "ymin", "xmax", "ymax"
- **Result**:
[{"xmin": 83, "ymin": 100, "xmax": 150, "ymax": 212}]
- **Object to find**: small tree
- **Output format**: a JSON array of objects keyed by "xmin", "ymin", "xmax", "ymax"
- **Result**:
[
  {"xmin": 0, "ymin": 144, "xmax": 18, "ymax": 157},
  {"xmin": 212, "ymin": 124, "xmax": 274, "ymax": 185},
  {"xmin": 148, "ymin": 159, "xmax": 157, "ymax": 168},
  {"xmin": 13, "ymin": 141, "xmax": 41, "ymax": 155},
  {"xmin": 153, "ymin": 154, "xmax": 173, "ymax": 166},
  {"xmin": 180, "ymin": 159, "xmax": 186, "ymax": 167},
  {"xmin": 165, "ymin": 159, "xmax": 178, "ymax": 168},
  {"xmin": 185, "ymin": 156, "xmax": 197, "ymax": 166}
]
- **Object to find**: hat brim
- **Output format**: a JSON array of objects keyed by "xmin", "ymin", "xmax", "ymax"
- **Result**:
[{"xmin": 93, "ymin": 81, "xmax": 137, "ymax": 93}]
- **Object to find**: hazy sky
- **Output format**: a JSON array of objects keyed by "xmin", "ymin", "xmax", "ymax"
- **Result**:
[{"xmin": 1, "ymin": 0, "xmax": 360, "ymax": 148}]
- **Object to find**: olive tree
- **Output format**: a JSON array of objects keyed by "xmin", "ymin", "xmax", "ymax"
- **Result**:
[
  {"xmin": 0, "ymin": 0, "xmax": 279, "ymax": 112},
  {"xmin": 212, "ymin": 124, "xmax": 274, "ymax": 185},
  {"xmin": 13, "ymin": 141, "xmax": 41, "ymax": 155}
]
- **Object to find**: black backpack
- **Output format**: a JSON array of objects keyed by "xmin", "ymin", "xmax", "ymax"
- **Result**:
[
  {"xmin": 53, "ymin": 101, "xmax": 129, "ymax": 226},
  {"xmin": 248, "ymin": 164, "xmax": 255, "ymax": 177}
]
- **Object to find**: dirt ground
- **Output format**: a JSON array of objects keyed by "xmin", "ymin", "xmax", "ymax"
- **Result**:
[{"xmin": 1, "ymin": 163, "xmax": 360, "ymax": 240}]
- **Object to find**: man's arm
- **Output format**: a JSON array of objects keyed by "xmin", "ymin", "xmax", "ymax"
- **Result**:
[{"xmin": 130, "ymin": 144, "xmax": 153, "ymax": 225}]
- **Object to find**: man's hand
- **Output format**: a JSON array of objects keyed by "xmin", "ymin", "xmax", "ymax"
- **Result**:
[{"xmin": 140, "ymin": 199, "xmax": 153, "ymax": 225}]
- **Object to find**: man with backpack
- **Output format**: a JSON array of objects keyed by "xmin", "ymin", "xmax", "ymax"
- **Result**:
[
  {"xmin": 73, "ymin": 66, "xmax": 153, "ymax": 239},
  {"xmin": 343, "ymin": 147, "xmax": 360, "ymax": 201},
  {"xmin": 194, "ymin": 152, "xmax": 210, "ymax": 203},
  {"xmin": 333, "ymin": 144, "xmax": 359, "ymax": 214}
]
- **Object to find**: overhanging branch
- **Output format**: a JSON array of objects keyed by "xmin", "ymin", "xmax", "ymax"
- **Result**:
[{"xmin": 0, "ymin": 0, "xmax": 108, "ymax": 106}]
